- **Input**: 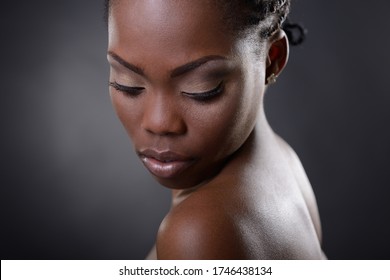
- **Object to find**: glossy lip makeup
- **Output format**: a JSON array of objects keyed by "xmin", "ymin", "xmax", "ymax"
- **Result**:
[{"xmin": 137, "ymin": 149, "xmax": 195, "ymax": 179}]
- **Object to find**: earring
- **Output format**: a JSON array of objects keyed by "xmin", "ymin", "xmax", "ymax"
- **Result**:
[{"xmin": 267, "ymin": 73, "xmax": 278, "ymax": 85}]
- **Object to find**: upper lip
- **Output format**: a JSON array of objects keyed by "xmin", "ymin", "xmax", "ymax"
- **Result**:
[{"xmin": 137, "ymin": 149, "xmax": 194, "ymax": 162}]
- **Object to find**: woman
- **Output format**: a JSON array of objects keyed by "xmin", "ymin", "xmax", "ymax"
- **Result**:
[{"xmin": 105, "ymin": 0, "xmax": 325, "ymax": 259}]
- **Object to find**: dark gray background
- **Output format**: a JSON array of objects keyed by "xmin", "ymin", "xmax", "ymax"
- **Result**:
[{"xmin": 1, "ymin": 0, "xmax": 389, "ymax": 259}]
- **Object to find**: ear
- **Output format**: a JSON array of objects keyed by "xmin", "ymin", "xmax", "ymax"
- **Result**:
[{"xmin": 265, "ymin": 29, "xmax": 289, "ymax": 85}]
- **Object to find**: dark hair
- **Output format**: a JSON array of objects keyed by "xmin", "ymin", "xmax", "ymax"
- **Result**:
[{"xmin": 104, "ymin": 0, "xmax": 305, "ymax": 46}]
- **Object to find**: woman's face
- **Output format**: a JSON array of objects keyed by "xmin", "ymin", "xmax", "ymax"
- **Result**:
[{"xmin": 107, "ymin": 0, "xmax": 267, "ymax": 189}]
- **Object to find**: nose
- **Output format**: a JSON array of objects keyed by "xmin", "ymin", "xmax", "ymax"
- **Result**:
[{"xmin": 141, "ymin": 93, "xmax": 187, "ymax": 136}]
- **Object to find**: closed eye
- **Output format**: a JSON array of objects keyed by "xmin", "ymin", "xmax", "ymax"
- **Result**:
[
  {"xmin": 109, "ymin": 81, "xmax": 144, "ymax": 97},
  {"xmin": 182, "ymin": 81, "xmax": 224, "ymax": 102}
]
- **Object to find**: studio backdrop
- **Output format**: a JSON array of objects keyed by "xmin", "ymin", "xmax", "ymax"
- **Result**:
[{"xmin": 1, "ymin": 0, "xmax": 390, "ymax": 259}]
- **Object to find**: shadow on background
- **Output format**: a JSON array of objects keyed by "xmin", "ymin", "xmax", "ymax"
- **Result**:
[{"xmin": 1, "ymin": 0, "xmax": 389, "ymax": 259}]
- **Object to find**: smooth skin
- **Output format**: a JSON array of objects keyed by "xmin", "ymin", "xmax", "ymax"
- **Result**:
[{"xmin": 107, "ymin": 0, "xmax": 325, "ymax": 259}]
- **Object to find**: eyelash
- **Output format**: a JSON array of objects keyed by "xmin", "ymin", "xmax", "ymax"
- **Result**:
[
  {"xmin": 109, "ymin": 82, "xmax": 144, "ymax": 97},
  {"xmin": 109, "ymin": 81, "xmax": 224, "ymax": 101}
]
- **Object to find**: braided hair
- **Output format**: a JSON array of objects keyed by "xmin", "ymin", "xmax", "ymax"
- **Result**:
[{"xmin": 104, "ymin": 0, "xmax": 305, "ymax": 45}]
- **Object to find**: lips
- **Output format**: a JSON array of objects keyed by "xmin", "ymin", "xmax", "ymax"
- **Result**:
[{"xmin": 137, "ymin": 149, "xmax": 195, "ymax": 179}]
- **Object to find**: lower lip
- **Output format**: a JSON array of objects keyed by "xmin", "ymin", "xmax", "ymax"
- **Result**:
[{"xmin": 140, "ymin": 157, "xmax": 194, "ymax": 179}]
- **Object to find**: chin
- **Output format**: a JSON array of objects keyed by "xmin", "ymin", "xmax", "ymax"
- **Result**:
[{"xmin": 153, "ymin": 175, "xmax": 200, "ymax": 190}]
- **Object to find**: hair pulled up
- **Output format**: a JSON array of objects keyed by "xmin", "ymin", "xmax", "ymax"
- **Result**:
[{"xmin": 104, "ymin": 0, "xmax": 305, "ymax": 46}]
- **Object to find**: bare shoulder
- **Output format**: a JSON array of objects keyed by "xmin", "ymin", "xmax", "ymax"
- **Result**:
[
  {"xmin": 155, "ymin": 133, "xmax": 325, "ymax": 259},
  {"xmin": 156, "ymin": 192, "xmax": 248, "ymax": 260}
]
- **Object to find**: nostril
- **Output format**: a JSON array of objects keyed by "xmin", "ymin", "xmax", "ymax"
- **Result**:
[
  {"xmin": 141, "ymin": 101, "xmax": 187, "ymax": 136},
  {"xmin": 144, "ymin": 121, "xmax": 187, "ymax": 136}
]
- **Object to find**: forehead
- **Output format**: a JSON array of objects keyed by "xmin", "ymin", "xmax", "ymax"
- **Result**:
[{"xmin": 108, "ymin": 0, "xmax": 239, "ymax": 68}]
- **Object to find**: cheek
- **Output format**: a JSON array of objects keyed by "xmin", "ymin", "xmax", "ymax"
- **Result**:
[
  {"xmin": 110, "ymin": 91, "xmax": 141, "ymax": 140},
  {"xmin": 185, "ymin": 84, "xmax": 261, "ymax": 159}
]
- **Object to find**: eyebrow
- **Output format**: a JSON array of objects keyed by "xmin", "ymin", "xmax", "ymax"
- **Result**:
[
  {"xmin": 108, "ymin": 51, "xmax": 227, "ymax": 78},
  {"xmin": 170, "ymin": 55, "xmax": 227, "ymax": 78},
  {"xmin": 108, "ymin": 51, "xmax": 145, "ymax": 76}
]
